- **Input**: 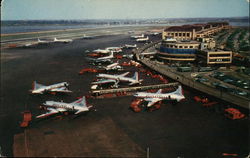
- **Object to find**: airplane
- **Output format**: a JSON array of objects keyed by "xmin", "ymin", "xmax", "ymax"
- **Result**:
[
  {"xmin": 53, "ymin": 37, "xmax": 72, "ymax": 43},
  {"xmin": 150, "ymin": 32, "xmax": 161, "ymax": 36},
  {"xmin": 124, "ymin": 44, "xmax": 137, "ymax": 49},
  {"xmin": 91, "ymin": 59, "xmax": 113, "ymax": 66},
  {"xmin": 91, "ymin": 79, "xmax": 119, "ymax": 89},
  {"xmin": 98, "ymin": 62, "xmax": 123, "ymax": 71},
  {"xmin": 36, "ymin": 96, "xmax": 92, "ymax": 118},
  {"xmin": 38, "ymin": 38, "xmax": 50, "ymax": 44},
  {"xmin": 93, "ymin": 49, "xmax": 110, "ymax": 54},
  {"xmin": 96, "ymin": 71, "xmax": 143, "ymax": 85},
  {"xmin": 95, "ymin": 51, "xmax": 114, "ymax": 61},
  {"xmin": 136, "ymin": 36, "xmax": 149, "ymax": 42},
  {"xmin": 81, "ymin": 34, "xmax": 94, "ymax": 39},
  {"xmin": 24, "ymin": 38, "xmax": 50, "ymax": 47},
  {"xmin": 24, "ymin": 43, "xmax": 35, "ymax": 47},
  {"xmin": 122, "ymin": 54, "xmax": 134, "ymax": 59},
  {"xmin": 131, "ymin": 34, "xmax": 144, "ymax": 39},
  {"xmin": 30, "ymin": 81, "xmax": 72, "ymax": 94},
  {"xmin": 133, "ymin": 85, "xmax": 185, "ymax": 107},
  {"xmin": 105, "ymin": 47, "xmax": 123, "ymax": 53}
]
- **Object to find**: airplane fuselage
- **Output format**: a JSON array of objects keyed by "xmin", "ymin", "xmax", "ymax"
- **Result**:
[
  {"xmin": 125, "ymin": 44, "xmax": 137, "ymax": 48},
  {"xmin": 93, "ymin": 49, "xmax": 110, "ymax": 54},
  {"xmin": 54, "ymin": 38, "xmax": 72, "ymax": 43},
  {"xmin": 96, "ymin": 52, "xmax": 114, "ymax": 61},
  {"xmin": 136, "ymin": 37, "xmax": 149, "ymax": 42},
  {"xmin": 135, "ymin": 93, "xmax": 182, "ymax": 99},
  {"xmin": 32, "ymin": 82, "xmax": 68, "ymax": 93},
  {"xmin": 131, "ymin": 34, "xmax": 144, "ymax": 39},
  {"xmin": 106, "ymin": 47, "xmax": 122, "ymax": 53},
  {"xmin": 97, "ymin": 74, "xmax": 139, "ymax": 84},
  {"xmin": 44, "ymin": 101, "xmax": 87, "ymax": 112},
  {"xmin": 105, "ymin": 63, "xmax": 122, "ymax": 70}
]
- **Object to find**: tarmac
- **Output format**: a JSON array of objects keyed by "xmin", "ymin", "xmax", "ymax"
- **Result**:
[{"xmin": 0, "ymin": 32, "xmax": 249, "ymax": 157}]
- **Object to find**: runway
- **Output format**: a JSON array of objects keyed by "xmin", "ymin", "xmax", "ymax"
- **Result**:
[{"xmin": 0, "ymin": 32, "xmax": 249, "ymax": 157}]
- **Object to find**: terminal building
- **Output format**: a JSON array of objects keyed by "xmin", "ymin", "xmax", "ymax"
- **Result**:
[
  {"xmin": 157, "ymin": 39, "xmax": 200, "ymax": 62},
  {"xmin": 162, "ymin": 22, "xmax": 229, "ymax": 40},
  {"xmin": 157, "ymin": 22, "xmax": 229, "ymax": 63}
]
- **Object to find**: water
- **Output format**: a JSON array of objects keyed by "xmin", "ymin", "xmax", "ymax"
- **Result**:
[
  {"xmin": 1, "ymin": 21, "xmax": 248, "ymax": 34},
  {"xmin": 1, "ymin": 24, "xmax": 100, "ymax": 34}
]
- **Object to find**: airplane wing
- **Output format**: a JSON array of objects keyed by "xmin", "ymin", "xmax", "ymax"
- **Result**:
[
  {"xmin": 50, "ymin": 87, "xmax": 72, "ymax": 93},
  {"xmin": 74, "ymin": 108, "xmax": 89, "ymax": 115},
  {"xmin": 36, "ymin": 108, "xmax": 66, "ymax": 118},
  {"xmin": 119, "ymin": 72, "xmax": 130, "ymax": 77},
  {"xmin": 92, "ymin": 79, "xmax": 117, "ymax": 85},
  {"xmin": 144, "ymin": 97, "xmax": 162, "ymax": 107}
]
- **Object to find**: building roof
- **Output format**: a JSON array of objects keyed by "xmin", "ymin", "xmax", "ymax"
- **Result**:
[
  {"xmin": 164, "ymin": 22, "xmax": 229, "ymax": 32},
  {"xmin": 165, "ymin": 25, "xmax": 203, "ymax": 32}
]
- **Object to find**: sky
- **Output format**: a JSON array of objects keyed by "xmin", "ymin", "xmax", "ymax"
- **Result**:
[{"xmin": 1, "ymin": 0, "xmax": 249, "ymax": 20}]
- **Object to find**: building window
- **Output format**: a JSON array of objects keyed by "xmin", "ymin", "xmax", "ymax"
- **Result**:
[
  {"xmin": 179, "ymin": 33, "xmax": 182, "ymax": 36},
  {"xmin": 184, "ymin": 46, "xmax": 188, "ymax": 48},
  {"xmin": 187, "ymin": 33, "xmax": 190, "ymax": 36},
  {"xmin": 175, "ymin": 33, "xmax": 178, "ymax": 36},
  {"xmin": 179, "ymin": 46, "xmax": 183, "ymax": 48},
  {"xmin": 171, "ymin": 33, "xmax": 174, "ymax": 36},
  {"xmin": 190, "ymin": 46, "xmax": 193, "ymax": 48},
  {"xmin": 209, "ymin": 54, "xmax": 231, "ymax": 57},
  {"xmin": 183, "ymin": 33, "xmax": 186, "ymax": 36},
  {"xmin": 175, "ymin": 46, "xmax": 178, "ymax": 48}
]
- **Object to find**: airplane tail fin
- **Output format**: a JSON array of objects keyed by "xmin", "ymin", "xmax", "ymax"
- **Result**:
[
  {"xmin": 133, "ymin": 72, "xmax": 143, "ymax": 82},
  {"xmin": 110, "ymin": 51, "xmax": 114, "ymax": 57},
  {"xmin": 32, "ymin": 81, "xmax": 37, "ymax": 90},
  {"xmin": 32, "ymin": 81, "xmax": 45, "ymax": 91},
  {"xmin": 132, "ymin": 72, "xmax": 139, "ymax": 81},
  {"xmin": 74, "ymin": 96, "xmax": 87, "ymax": 106},
  {"xmin": 156, "ymin": 89, "xmax": 162, "ymax": 94},
  {"xmin": 174, "ymin": 85, "xmax": 184, "ymax": 95}
]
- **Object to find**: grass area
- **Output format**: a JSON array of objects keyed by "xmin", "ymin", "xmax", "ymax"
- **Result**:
[
  {"xmin": 216, "ymin": 29, "xmax": 229, "ymax": 42},
  {"xmin": 239, "ymin": 30, "xmax": 250, "ymax": 51},
  {"xmin": 225, "ymin": 28, "xmax": 241, "ymax": 50}
]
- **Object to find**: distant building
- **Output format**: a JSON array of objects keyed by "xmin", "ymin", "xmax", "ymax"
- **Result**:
[
  {"xmin": 196, "ymin": 49, "xmax": 232, "ymax": 65},
  {"xmin": 162, "ymin": 22, "xmax": 229, "ymax": 40}
]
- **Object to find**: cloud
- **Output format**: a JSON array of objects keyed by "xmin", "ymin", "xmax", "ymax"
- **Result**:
[{"xmin": 246, "ymin": 0, "xmax": 250, "ymax": 2}]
